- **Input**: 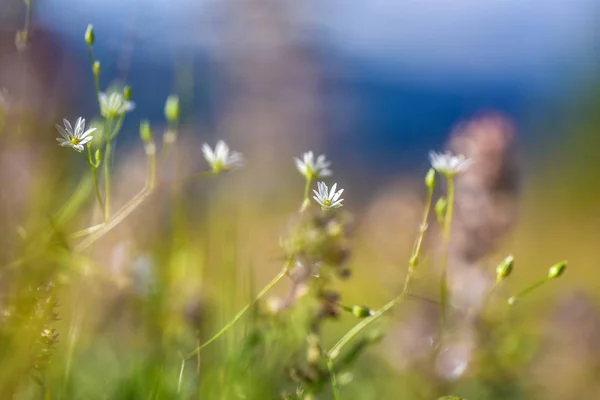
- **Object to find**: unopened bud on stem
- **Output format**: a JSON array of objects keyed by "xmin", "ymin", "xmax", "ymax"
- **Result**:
[
  {"xmin": 548, "ymin": 261, "xmax": 567, "ymax": 279},
  {"xmin": 425, "ymin": 168, "xmax": 436, "ymax": 189},
  {"xmin": 164, "ymin": 95, "xmax": 180, "ymax": 123},
  {"xmin": 85, "ymin": 24, "xmax": 95, "ymax": 46},
  {"xmin": 496, "ymin": 255, "xmax": 514, "ymax": 282}
]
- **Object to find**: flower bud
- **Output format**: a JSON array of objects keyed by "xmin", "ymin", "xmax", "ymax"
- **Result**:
[
  {"xmin": 85, "ymin": 24, "xmax": 95, "ymax": 46},
  {"xmin": 548, "ymin": 261, "xmax": 567, "ymax": 279},
  {"xmin": 496, "ymin": 255, "xmax": 514, "ymax": 281},
  {"xmin": 425, "ymin": 168, "xmax": 436, "ymax": 189},
  {"xmin": 435, "ymin": 197, "xmax": 448, "ymax": 224},
  {"xmin": 92, "ymin": 61, "xmax": 101, "ymax": 76},
  {"xmin": 164, "ymin": 95, "xmax": 180, "ymax": 122},
  {"xmin": 123, "ymin": 86, "xmax": 132, "ymax": 101},
  {"xmin": 409, "ymin": 255, "xmax": 418, "ymax": 268},
  {"xmin": 351, "ymin": 305, "xmax": 373, "ymax": 318},
  {"xmin": 94, "ymin": 149, "xmax": 102, "ymax": 164},
  {"xmin": 139, "ymin": 120, "xmax": 153, "ymax": 143}
]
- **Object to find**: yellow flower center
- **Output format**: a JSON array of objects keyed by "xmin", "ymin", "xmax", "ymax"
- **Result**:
[{"xmin": 70, "ymin": 137, "xmax": 80, "ymax": 145}]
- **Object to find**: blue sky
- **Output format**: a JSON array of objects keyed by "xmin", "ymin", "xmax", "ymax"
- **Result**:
[{"xmin": 38, "ymin": 0, "xmax": 599, "ymax": 86}]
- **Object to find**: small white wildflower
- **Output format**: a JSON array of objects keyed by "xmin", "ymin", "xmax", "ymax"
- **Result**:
[
  {"xmin": 99, "ymin": 91, "xmax": 135, "ymax": 119},
  {"xmin": 202, "ymin": 140, "xmax": 244, "ymax": 173},
  {"xmin": 313, "ymin": 181, "xmax": 344, "ymax": 210},
  {"xmin": 429, "ymin": 151, "xmax": 472, "ymax": 177},
  {"xmin": 294, "ymin": 151, "xmax": 332, "ymax": 179},
  {"xmin": 56, "ymin": 117, "xmax": 96, "ymax": 152}
]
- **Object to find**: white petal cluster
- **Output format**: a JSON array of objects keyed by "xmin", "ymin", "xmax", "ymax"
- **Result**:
[
  {"xmin": 56, "ymin": 118, "xmax": 96, "ymax": 152},
  {"xmin": 313, "ymin": 181, "xmax": 344, "ymax": 210},
  {"xmin": 99, "ymin": 92, "xmax": 135, "ymax": 119},
  {"xmin": 202, "ymin": 140, "xmax": 244, "ymax": 173},
  {"xmin": 429, "ymin": 151, "xmax": 472, "ymax": 177},
  {"xmin": 294, "ymin": 151, "xmax": 332, "ymax": 180}
]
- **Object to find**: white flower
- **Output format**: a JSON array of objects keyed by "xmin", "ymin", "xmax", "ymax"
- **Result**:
[
  {"xmin": 202, "ymin": 140, "xmax": 244, "ymax": 173},
  {"xmin": 56, "ymin": 117, "xmax": 96, "ymax": 152},
  {"xmin": 429, "ymin": 151, "xmax": 472, "ymax": 177},
  {"xmin": 313, "ymin": 181, "xmax": 344, "ymax": 210},
  {"xmin": 294, "ymin": 151, "xmax": 332, "ymax": 179},
  {"xmin": 99, "ymin": 91, "xmax": 135, "ymax": 119}
]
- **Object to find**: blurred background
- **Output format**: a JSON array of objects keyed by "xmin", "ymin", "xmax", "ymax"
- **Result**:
[{"xmin": 1, "ymin": 0, "xmax": 600, "ymax": 399}]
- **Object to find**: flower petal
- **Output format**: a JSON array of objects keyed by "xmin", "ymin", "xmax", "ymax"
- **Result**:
[
  {"xmin": 332, "ymin": 188, "xmax": 344, "ymax": 202},
  {"xmin": 56, "ymin": 125, "xmax": 70, "ymax": 140},
  {"xmin": 80, "ymin": 127, "xmax": 96, "ymax": 139},
  {"xmin": 63, "ymin": 118, "xmax": 73, "ymax": 133}
]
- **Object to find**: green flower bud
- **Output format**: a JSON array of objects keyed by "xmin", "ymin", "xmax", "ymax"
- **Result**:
[
  {"xmin": 164, "ymin": 95, "xmax": 180, "ymax": 122},
  {"xmin": 85, "ymin": 24, "xmax": 95, "ymax": 46},
  {"xmin": 92, "ymin": 61, "xmax": 101, "ymax": 76},
  {"xmin": 409, "ymin": 255, "xmax": 419, "ymax": 268},
  {"xmin": 425, "ymin": 168, "xmax": 436, "ymax": 189},
  {"xmin": 139, "ymin": 120, "xmax": 153, "ymax": 143},
  {"xmin": 548, "ymin": 261, "xmax": 567, "ymax": 279},
  {"xmin": 94, "ymin": 149, "xmax": 102, "ymax": 164},
  {"xmin": 496, "ymin": 255, "xmax": 514, "ymax": 281},
  {"xmin": 351, "ymin": 305, "xmax": 373, "ymax": 319},
  {"xmin": 435, "ymin": 197, "xmax": 448, "ymax": 225},
  {"xmin": 123, "ymin": 86, "xmax": 132, "ymax": 101}
]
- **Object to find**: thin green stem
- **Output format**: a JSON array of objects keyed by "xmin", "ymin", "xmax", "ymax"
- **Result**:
[
  {"xmin": 83, "ymin": 147, "xmax": 105, "ymax": 219},
  {"xmin": 110, "ymin": 115, "xmax": 126, "ymax": 141},
  {"xmin": 440, "ymin": 176, "xmax": 455, "ymax": 324},
  {"xmin": 508, "ymin": 278, "xmax": 549, "ymax": 305},
  {"xmin": 184, "ymin": 258, "xmax": 293, "ymax": 360},
  {"xmin": 103, "ymin": 139, "xmax": 112, "ymax": 220},
  {"xmin": 177, "ymin": 356, "xmax": 185, "ymax": 394},
  {"xmin": 86, "ymin": 46, "xmax": 102, "ymax": 112},
  {"xmin": 300, "ymin": 176, "xmax": 313, "ymax": 212},
  {"xmin": 328, "ymin": 358, "xmax": 341, "ymax": 400},
  {"xmin": 63, "ymin": 301, "xmax": 82, "ymax": 392},
  {"xmin": 92, "ymin": 167, "xmax": 105, "ymax": 219},
  {"xmin": 327, "ymin": 183, "xmax": 435, "ymax": 361},
  {"xmin": 403, "ymin": 185, "xmax": 434, "ymax": 294}
]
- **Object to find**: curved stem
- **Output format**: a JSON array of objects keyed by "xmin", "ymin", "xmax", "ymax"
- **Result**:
[
  {"xmin": 328, "ymin": 295, "xmax": 402, "ymax": 360},
  {"xmin": 327, "ymin": 182, "xmax": 435, "ymax": 361},
  {"xmin": 185, "ymin": 258, "xmax": 293, "ymax": 360},
  {"xmin": 71, "ymin": 223, "xmax": 104, "ymax": 239},
  {"xmin": 74, "ymin": 187, "xmax": 151, "ymax": 251},
  {"xmin": 440, "ymin": 176, "xmax": 455, "ymax": 325},
  {"xmin": 508, "ymin": 278, "xmax": 549, "ymax": 305},
  {"xmin": 403, "ymin": 185, "xmax": 434, "ymax": 294},
  {"xmin": 177, "ymin": 357, "xmax": 185, "ymax": 394}
]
